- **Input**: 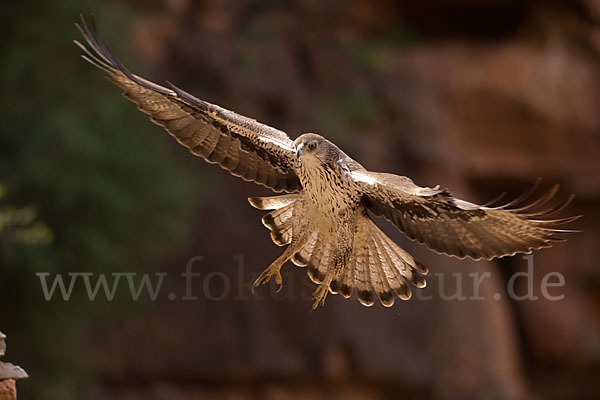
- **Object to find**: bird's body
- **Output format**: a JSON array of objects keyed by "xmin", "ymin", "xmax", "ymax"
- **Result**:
[
  {"xmin": 75, "ymin": 16, "xmax": 580, "ymax": 309},
  {"xmin": 295, "ymin": 134, "xmax": 362, "ymax": 217}
]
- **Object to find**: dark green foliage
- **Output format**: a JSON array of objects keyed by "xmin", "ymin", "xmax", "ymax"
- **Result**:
[
  {"xmin": 0, "ymin": 185, "xmax": 52, "ymax": 246},
  {"xmin": 0, "ymin": 1, "xmax": 195, "ymax": 398}
]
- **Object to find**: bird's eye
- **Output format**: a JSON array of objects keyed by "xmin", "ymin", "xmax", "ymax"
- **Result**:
[{"xmin": 308, "ymin": 142, "xmax": 317, "ymax": 150}]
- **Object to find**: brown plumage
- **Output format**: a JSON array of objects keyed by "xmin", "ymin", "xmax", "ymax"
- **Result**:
[{"xmin": 75, "ymin": 16, "xmax": 580, "ymax": 309}]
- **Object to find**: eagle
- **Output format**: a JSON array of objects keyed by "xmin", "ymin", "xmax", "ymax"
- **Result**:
[{"xmin": 75, "ymin": 16, "xmax": 580, "ymax": 309}]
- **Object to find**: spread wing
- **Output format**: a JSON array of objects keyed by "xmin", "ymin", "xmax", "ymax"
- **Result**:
[
  {"xmin": 74, "ymin": 16, "xmax": 301, "ymax": 193},
  {"xmin": 353, "ymin": 171, "xmax": 580, "ymax": 260}
]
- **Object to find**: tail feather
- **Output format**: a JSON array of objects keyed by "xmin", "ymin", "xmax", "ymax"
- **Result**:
[
  {"xmin": 345, "ymin": 215, "xmax": 427, "ymax": 306},
  {"xmin": 378, "ymin": 231, "xmax": 427, "ymax": 289},
  {"xmin": 256, "ymin": 194, "xmax": 300, "ymax": 247},
  {"xmin": 307, "ymin": 236, "xmax": 333, "ymax": 285},
  {"xmin": 352, "ymin": 223, "xmax": 375, "ymax": 306},
  {"xmin": 248, "ymin": 194, "xmax": 299, "ymax": 210},
  {"xmin": 261, "ymin": 204, "xmax": 293, "ymax": 230},
  {"xmin": 306, "ymin": 232, "xmax": 325, "ymax": 280},
  {"xmin": 369, "ymin": 233, "xmax": 407, "ymax": 306},
  {"xmin": 291, "ymin": 229, "xmax": 319, "ymax": 267},
  {"xmin": 371, "ymin": 232, "xmax": 412, "ymax": 301},
  {"xmin": 339, "ymin": 254, "xmax": 355, "ymax": 298},
  {"xmin": 252, "ymin": 194, "xmax": 428, "ymax": 308},
  {"xmin": 270, "ymin": 221, "xmax": 292, "ymax": 246},
  {"xmin": 366, "ymin": 235, "xmax": 395, "ymax": 307}
]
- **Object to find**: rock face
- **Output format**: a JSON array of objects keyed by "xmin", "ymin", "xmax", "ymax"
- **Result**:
[
  {"xmin": 0, "ymin": 332, "xmax": 27, "ymax": 400},
  {"xmin": 89, "ymin": 1, "xmax": 599, "ymax": 399},
  {"xmin": 0, "ymin": 381, "xmax": 16, "ymax": 400}
]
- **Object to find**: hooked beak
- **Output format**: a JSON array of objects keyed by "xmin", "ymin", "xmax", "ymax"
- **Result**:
[{"xmin": 296, "ymin": 145, "xmax": 304, "ymax": 158}]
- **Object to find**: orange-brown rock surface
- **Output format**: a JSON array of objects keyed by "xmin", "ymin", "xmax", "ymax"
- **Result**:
[
  {"xmin": 0, "ymin": 333, "xmax": 27, "ymax": 400},
  {"xmin": 88, "ymin": 1, "xmax": 600, "ymax": 399}
]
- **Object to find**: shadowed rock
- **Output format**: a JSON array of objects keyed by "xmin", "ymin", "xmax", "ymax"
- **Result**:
[{"xmin": 0, "ymin": 332, "xmax": 28, "ymax": 400}]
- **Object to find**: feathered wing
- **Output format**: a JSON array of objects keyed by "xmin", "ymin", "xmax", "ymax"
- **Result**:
[
  {"xmin": 74, "ymin": 16, "xmax": 301, "ymax": 193},
  {"xmin": 353, "ymin": 171, "xmax": 580, "ymax": 260}
]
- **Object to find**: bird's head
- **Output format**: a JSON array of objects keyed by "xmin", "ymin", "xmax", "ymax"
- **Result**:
[{"xmin": 294, "ymin": 133, "xmax": 333, "ymax": 165}]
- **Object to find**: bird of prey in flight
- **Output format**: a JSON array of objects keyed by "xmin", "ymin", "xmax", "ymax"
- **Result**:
[{"xmin": 75, "ymin": 16, "xmax": 579, "ymax": 309}]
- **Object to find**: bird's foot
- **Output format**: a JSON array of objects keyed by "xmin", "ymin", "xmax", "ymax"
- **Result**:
[
  {"xmin": 252, "ymin": 264, "xmax": 283, "ymax": 293},
  {"xmin": 311, "ymin": 284, "xmax": 329, "ymax": 309}
]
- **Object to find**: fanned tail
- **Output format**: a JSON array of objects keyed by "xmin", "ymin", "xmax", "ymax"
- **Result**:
[
  {"xmin": 251, "ymin": 195, "xmax": 428, "ymax": 308},
  {"xmin": 290, "ymin": 213, "xmax": 427, "ymax": 308},
  {"xmin": 338, "ymin": 215, "xmax": 427, "ymax": 307}
]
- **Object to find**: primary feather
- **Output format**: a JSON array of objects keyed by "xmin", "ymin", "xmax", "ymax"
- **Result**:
[{"xmin": 75, "ymin": 16, "xmax": 300, "ymax": 193}]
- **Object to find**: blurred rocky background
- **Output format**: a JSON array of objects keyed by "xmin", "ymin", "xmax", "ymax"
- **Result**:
[{"xmin": 1, "ymin": 0, "xmax": 599, "ymax": 399}]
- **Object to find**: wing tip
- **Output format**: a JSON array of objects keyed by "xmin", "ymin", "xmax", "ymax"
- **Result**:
[{"xmin": 76, "ymin": 14, "xmax": 176, "ymax": 97}]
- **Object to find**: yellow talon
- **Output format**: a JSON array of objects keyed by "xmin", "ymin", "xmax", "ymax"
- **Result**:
[
  {"xmin": 311, "ymin": 284, "xmax": 329, "ymax": 309},
  {"xmin": 252, "ymin": 265, "xmax": 283, "ymax": 292}
]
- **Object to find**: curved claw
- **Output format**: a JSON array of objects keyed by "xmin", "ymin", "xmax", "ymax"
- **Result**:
[
  {"xmin": 252, "ymin": 266, "xmax": 283, "ymax": 292},
  {"xmin": 252, "ymin": 272, "xmax": 268, "ymax": 288},
  {"xmin": 274, "ymin": 282, "xmax": 283, "ymax": 293},
  {"xmin": 311, "ymin": 284, "xmax": 329, "ymax": 309}
]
